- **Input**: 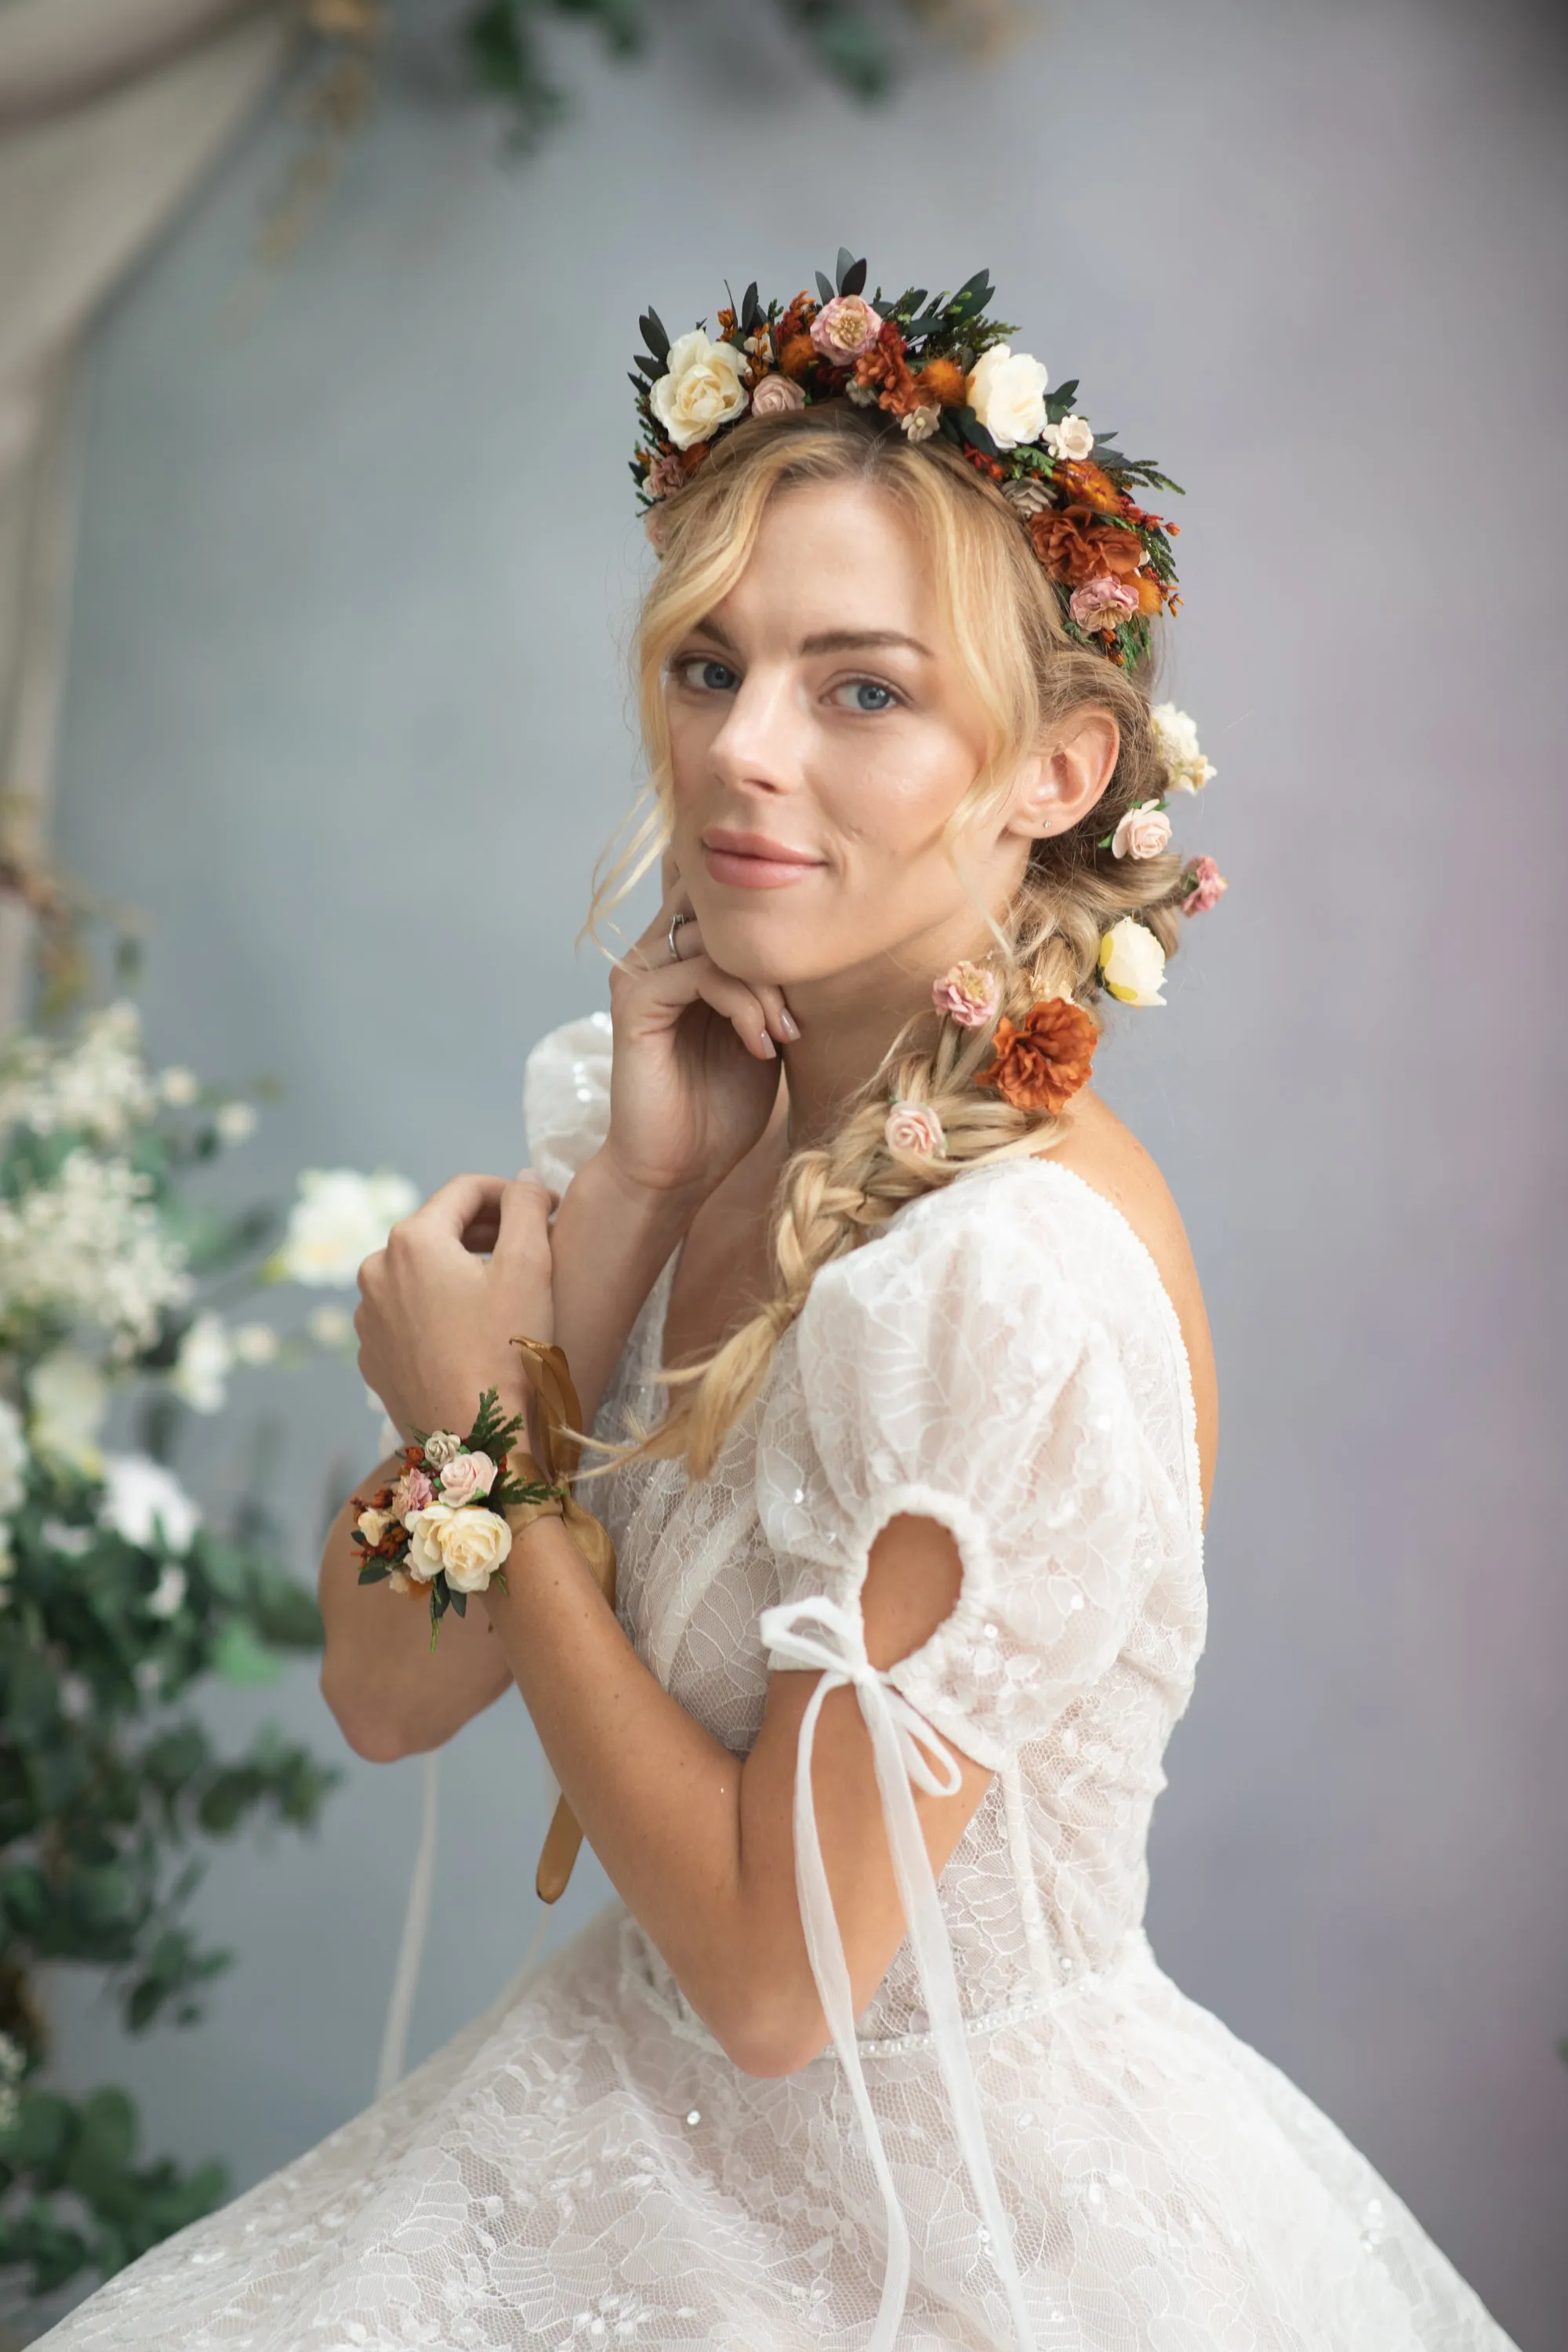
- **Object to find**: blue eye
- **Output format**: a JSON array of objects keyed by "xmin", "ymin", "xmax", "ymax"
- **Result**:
[
  {"xmin": 677, "ymin": 656, "xmax": 739, "ymax": 694},
  {"xmin": 833, "ymin": 679, "xmax": 898, "ymax": 713}
]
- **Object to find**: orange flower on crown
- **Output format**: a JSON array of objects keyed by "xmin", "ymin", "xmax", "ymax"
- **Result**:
[
  {"xmin": 977, "ymin": 996, "xmax": 1099, "ymax": 1114},
  {"xmin": 779, "ymin": 332, "xmax": 817, "ymax": 381},
  {"xmin": 916, "ymin": 355, "xmax": 967, "ymax": 408},
  {"xmin": 1028, "ymin": 510, "xmax": 1145, "ymax": 587},
  {"xmin": 854, "ymin": 323, "xmax": 923, "ymax": 417},
  {"xmin": 1053, "ymin": 458, "xmax": 1123, "ymax": 514}
]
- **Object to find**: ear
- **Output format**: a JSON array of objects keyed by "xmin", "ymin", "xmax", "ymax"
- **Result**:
[{"xmin": 1003, "ymin": 707, "xmax": 1121, "ymax": 843}]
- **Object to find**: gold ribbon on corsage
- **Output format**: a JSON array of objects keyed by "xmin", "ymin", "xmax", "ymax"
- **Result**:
[{"xmin": 506, "ymin": 1337, "xmax": 617, "ymax": 1904}]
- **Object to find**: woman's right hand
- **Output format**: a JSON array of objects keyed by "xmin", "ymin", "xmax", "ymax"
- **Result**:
[{"xmin": 601, "ymin": 883, "xmax": 796, "ymax": 1207}]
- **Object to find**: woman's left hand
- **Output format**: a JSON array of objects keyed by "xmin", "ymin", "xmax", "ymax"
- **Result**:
[{"xmin": 354, "ymin": 1171, "xmax": 554, "ymax": 1439}]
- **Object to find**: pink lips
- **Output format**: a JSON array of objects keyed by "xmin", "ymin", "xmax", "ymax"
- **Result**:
[{"xmin": 701, "ymin": 829, "xmax": 826, "ymax": 891}]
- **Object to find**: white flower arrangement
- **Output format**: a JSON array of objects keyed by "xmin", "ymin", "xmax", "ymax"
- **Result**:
[{"xmin": 274, "ymin": 1167, "xmax": 419, "ymax": 1287}]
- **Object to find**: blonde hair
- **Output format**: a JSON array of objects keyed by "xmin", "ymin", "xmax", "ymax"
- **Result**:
[{"xmin": 593, "ymin": 404, "xmax": 1188, "ymax": 1480}]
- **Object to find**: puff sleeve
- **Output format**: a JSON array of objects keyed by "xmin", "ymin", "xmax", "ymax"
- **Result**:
[
  {"xmin": 756, "ymin": 1160, "xmax": 1162, "ymax": 1773},
  {"xmin": 521, "ymin": 1011, "xmax": 613, "ymax": 1196}
]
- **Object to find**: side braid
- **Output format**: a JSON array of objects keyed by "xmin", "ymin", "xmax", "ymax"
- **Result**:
[{"xmin": 598, "ymin": 404, "xmax": 1196, "ymax": 1482}]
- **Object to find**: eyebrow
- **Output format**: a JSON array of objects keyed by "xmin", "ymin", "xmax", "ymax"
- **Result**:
[{"xmin": 688, "ymin": 619, "xmax": 933, "ymax": 660}]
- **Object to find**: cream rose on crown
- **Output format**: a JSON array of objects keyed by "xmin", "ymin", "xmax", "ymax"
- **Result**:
[
  {"xmin": 650, "ymin": 330, "xmax": 750, "ymax": 452},
  {"xmin": 966, "ymin": 344, "xmax": 1049, "ymax": 451}
]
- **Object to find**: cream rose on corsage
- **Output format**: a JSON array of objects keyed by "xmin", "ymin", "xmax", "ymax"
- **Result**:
[
  {"xmin": 405, "ymin": 1503, "xmax": 513, "ymax": 1593},
  {"xmin": 651, "ymin": 330, "xmax": 750, "ymax": 452},
  {"xmin": 1098, "ymin": 916, "xmax": 1167, "ymax": 1007},
  {"xmin": 966, "ymin": 344, "xmax": 1049, "ymax": 450}
]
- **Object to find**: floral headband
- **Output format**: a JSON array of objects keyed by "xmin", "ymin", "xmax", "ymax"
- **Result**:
[{"xmin": 633, "ymin": 249, "xmax": 1183, "ymax": 672}]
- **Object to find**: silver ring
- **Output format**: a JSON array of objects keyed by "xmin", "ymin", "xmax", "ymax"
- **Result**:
[{"xmin": 666, "ymin": 910, "xmax": 695, "ymax": 965}]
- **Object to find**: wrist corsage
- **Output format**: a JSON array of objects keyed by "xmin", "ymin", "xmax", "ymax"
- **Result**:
[{"xmin": 352, "ymin": 1388, "xmax": 564, "ymax": 1642}]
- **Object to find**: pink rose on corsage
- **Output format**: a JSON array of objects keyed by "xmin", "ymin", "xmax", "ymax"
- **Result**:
[
  {"xmin": 1180, "ymin": 855, "xmax": 1229, "ymax": 915},
  {"xmin": 750, "ymin": 372, "xmax": 806, "ymax": 418},
  {"xmin": 885, "ymin": 1102, "xmax": 946, "ymax": 1158},
  {"xmin": 1110, "ymin": 801, "xmax": 1173, "ymax": 860},
  {"xmin": 1069, "ymin": 573, "xmax": 1139, "ymax": 633},
  {"xmin": 438, "ymin": 1449, "xmax": 498, "ymax": 1507},
  {"xmin": 932, "ymin": 959, "xmax": 1001, "ymax": 1028},
  {"xmin": 390, "ymin": 1465, "xmax": 434, "ymax": 1522},
  {"xmin": 811, "ymin": 294, "xmax": 882, "ymax": 366}
]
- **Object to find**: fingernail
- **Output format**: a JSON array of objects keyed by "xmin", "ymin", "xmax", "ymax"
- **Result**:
[
  {"xmin": 779, "ymin": 1007, "xmax": 801, "ymax": 1040},
  {"xmin": 758, "ymin": 1033, "xmax": 777, "ymax": 1058}
]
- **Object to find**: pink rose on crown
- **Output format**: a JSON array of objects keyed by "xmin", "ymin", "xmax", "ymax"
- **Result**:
[
  {"xmin": 750, "ymin": 372, "xmax": 807, "ymax": 418},
  {"xmin": 1070, "ymin": 574, "xmax": 1138, "ymax": 633},
  {"xmin": 811, "ymin": 295, "xmax": 881, "ymax": 366}
]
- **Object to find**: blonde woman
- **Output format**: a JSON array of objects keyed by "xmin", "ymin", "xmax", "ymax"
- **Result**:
[{"xmin": 37, "ymin": 297, "xmax": 1517, "ymax": 2350}]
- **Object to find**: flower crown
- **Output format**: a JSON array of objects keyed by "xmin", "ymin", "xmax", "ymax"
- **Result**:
[{"xmin": 632, "ymin": 249, "xmax": 1183, "ymax": 672}]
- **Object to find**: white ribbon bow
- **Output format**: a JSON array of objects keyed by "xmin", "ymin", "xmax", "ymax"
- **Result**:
[{"xmin": 759, "ymin": 1592, "xmax": 1037, "ymax": 2352}]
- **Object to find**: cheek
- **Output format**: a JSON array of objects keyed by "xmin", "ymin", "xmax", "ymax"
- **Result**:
[{"xmin": 821, "ymin": 718, "xmax": 978, "ymax": 861}]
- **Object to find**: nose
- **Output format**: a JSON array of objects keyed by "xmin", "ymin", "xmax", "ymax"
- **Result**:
[{"xmin": 706, "ymin": 662, "xmax": 807, "ymax": 798}]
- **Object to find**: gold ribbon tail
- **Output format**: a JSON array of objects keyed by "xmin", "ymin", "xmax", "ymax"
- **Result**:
[{"xmin": 507, "ymin": 1338, "xmax": 617, "ymax": 1905}]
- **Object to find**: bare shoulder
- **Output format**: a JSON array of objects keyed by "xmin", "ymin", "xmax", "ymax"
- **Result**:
[{"xmin": 1043, "ymin": 1088, "xmax": 1218, "ymax": 1526}]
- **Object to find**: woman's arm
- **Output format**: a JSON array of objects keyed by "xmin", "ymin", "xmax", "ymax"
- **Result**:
[
  {"xmin": 484, "ymin": 1502, "xmax": 991, "ymax": 2078},
  {"xmin": 318, "ymin": 1458, "xmax": 514, "ymax": 1759}
]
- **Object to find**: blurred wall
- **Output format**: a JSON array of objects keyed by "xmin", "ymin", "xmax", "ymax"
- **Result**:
[{"xmin": 41, "ymin": 1, "xmax": 1567, "ymax": 2343}]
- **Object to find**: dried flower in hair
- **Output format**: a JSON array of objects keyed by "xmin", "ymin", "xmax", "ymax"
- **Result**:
[
  {"xmin": 1180, "ymin": 855, "xmax": 1229, "ymax": 915},
  {"xmin": 902, "ymin": 405, "xmax": 941, "ymax": 442},
  {"xmin": 1002, "ymin": 477, "xmax": 1053, "ymax": 520},
  {"xmin": 976, "ymin": 997, "xmax": 1098, "ymax": 1113},
  {"xmin": 778, "ymin": 332, "xmax": 817, "ymax": 382},
  {"xmin": 1110, "ymin": 801, "xmax": 1172, "ymax": 860},
  {"xmin": 932, "ymin": 960, "xmax": 1001, "ymax": 1028},
  {"xmin": 885, "ymin": 1102, "xmax": 946, "ymax": 1158},
  {"xmin": 1053, "ymin": 457, "xmax": 1122, "ymax": 514}
]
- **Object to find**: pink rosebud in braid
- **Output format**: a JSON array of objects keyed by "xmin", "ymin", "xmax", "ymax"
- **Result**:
[{"xmin": 884, "ymin": 1102, "xmax": 946, "ymax": 1159}]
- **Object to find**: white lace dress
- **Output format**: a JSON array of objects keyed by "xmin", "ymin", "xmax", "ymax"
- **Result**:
[{"xmin": 38, "ymin": 1014, "xmax": 1518, "ymax": 2352}]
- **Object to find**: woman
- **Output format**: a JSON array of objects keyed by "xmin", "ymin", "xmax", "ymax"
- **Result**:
[{"xmin": 39, "ymin": 269, "xmax": 1517, "ymax": 2350}]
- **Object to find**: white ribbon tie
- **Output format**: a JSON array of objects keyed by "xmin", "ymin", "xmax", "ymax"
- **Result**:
[{"xmin": 759, "ymin": 1592, "xmax": 1037, "ymax": 2352}]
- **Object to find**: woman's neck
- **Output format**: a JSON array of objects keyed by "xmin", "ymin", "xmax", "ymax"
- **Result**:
[{"xmin": 776, "ymin": 967, "xmax": 934, "ymax": 1152}]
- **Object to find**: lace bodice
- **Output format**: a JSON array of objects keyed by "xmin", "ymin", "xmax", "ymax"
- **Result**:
[{"xmin": 534, "ymin": 1015, "xmax": 1208, "ymax": 2050}]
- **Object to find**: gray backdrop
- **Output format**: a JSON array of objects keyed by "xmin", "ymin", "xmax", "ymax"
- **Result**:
[{"xmin": 40, "ymin": 2, "xmax": 1566, "ymax": 2343}]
